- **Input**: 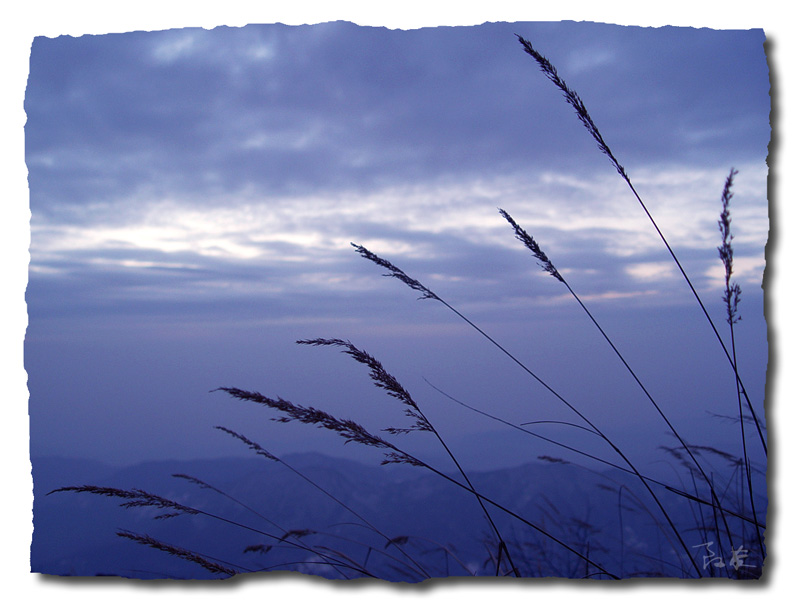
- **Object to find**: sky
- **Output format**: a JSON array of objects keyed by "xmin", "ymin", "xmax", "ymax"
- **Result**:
[{"xmin": 22, "ymin": 19, "xmax": 772, "ymax": 474}]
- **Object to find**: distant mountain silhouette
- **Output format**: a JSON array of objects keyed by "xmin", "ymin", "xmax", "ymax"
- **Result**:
[{"xmin": 31, "ymin": 452, "xmax": 765, "ymax": 580}]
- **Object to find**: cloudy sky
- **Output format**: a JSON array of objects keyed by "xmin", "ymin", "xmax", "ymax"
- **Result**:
[{"xmin": 23, "ymin": 19, "xmax": 770, "ymax": 473}]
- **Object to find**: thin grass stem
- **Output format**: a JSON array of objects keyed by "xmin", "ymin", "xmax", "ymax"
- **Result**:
[{"xmin": 717, "ymin": 169, "xmax": 765, "ymax": 559}]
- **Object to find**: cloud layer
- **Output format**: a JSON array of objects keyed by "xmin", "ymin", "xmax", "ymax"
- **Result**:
[{"xmin": 25, "ymin": 21, "xmax": 770, "ymax": 464}]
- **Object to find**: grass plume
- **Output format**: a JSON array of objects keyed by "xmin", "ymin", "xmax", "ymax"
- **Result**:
[
  {"xmin": 116, "ymin": 531, "xmax": 239, "ymax": 577},
  {"xmin": 718, "ymin": 169, "xmax": 743, "ymax": 327},
  {"xmin": 516, "ymin": 34, "xmax": 626, "ymax": 180},
  {"xmin": 48, "ymin": 485, "xmax": 200, "ymax": 519}
]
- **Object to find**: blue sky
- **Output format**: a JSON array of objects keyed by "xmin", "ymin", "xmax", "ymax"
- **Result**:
[{"xmin": 22, "ymin": 19, "xmax": 772, "ymax": 472}]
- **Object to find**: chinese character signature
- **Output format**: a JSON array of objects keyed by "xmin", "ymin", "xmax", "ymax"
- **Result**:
[{"xmin": 693, "ymin": 541, "xmax": 757, "ymax": 571}]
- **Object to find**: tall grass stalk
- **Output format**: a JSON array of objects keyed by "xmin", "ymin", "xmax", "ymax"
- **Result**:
[{"xmin": 716, "ymin": 169, "xmax": 765, "ymax": 558}]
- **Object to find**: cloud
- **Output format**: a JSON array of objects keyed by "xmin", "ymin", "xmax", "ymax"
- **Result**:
[
  {"xmin": 24, "ymin": 22, "xmax": 770, "ymax": 465},
  {"xmin": 26, "ymin": 22, "xmax": 769, "ymax": 214},
  {"xmin": 27, "ymin": 161, "xmax": 767, "ymax": 335}
]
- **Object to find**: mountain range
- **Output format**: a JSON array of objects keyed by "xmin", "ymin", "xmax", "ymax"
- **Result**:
[{"xmin": 31, "ymin": 451, "xmax": 766, "ymax": 581}]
